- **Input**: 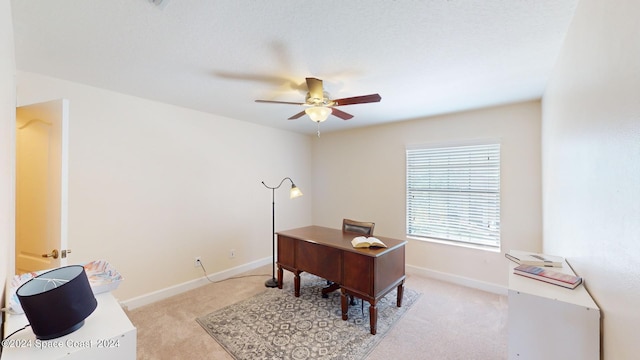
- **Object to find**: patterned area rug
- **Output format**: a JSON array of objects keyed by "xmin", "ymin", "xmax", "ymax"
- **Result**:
[{"xmin": 196, "ymin": 274, "xmax": 420, "ymax": 360}]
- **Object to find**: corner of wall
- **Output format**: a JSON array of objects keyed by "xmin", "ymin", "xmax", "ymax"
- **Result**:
[{"xmin": 1, "ymin": 0, "xmax": 17, "ymax": 343}]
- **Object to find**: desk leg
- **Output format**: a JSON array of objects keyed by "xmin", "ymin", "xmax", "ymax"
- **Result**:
[
  {"xmin": 397, "ymin": 281, "xmax": 404, "ymax": 307},
  {"xmin": 341, "ymin": 289, "xmax": 349, "ymax": 320},
  {"xmin": 294, "ymin": 272, "xmax": 301, "ymax": 297},
  {"xmin": 369, "ymin": 302, "xmax": 378, "ymax": 335},
  {"xmin": 277, "ymin": 266, "xmax": 283, "ymax": 289}
]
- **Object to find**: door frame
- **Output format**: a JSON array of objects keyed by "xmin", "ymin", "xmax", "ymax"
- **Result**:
[{"xmin": 14, "ymin": 99, "xmax": 70, "ymax": 274}]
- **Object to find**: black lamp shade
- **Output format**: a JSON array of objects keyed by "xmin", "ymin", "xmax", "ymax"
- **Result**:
[{"xmin": 16, "ymin": 265, "xmax": 98, "ymax": 340}]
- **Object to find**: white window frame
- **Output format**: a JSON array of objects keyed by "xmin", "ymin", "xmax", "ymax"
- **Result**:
[{"xmin": 406, "ymin": 141, "xmax": 501, "ymax": 249}]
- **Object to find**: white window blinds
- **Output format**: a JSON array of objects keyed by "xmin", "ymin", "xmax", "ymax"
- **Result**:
[{"xmin": 406, "ymin": 143, "xmax": 501, "ymax": 248}]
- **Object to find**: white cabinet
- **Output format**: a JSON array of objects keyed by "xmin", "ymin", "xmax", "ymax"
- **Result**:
[
  {"xmin": 2, "ymin": 292, "xmax": 136, "ymax": 359},
  {"xmin": 507, "ymin": 259, "xmax": 600, "ymax": 360}
]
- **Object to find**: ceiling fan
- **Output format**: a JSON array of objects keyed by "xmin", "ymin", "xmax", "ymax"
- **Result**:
[{"xmin": 255, "ymin": 77, "xmax": 381, "ymax": 123}]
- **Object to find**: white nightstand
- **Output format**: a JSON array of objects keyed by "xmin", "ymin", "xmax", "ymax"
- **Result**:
[
  {"xmin": 507, "ymin": 259, "xmax": 600, "ymax": 359},
  {"xmin": 2, "ymin": 292, "xmax": 136, "ymax": 359}
]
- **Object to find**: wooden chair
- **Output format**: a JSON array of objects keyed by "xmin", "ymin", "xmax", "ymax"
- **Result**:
[{"xmin": 322, "ymin": 219, "xmax": 376, "ymax": 306}]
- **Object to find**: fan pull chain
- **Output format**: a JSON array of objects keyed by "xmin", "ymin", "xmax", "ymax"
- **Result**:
[{"xmin": 317, "ymin": 122, "xmax": 321, "ymax": 137}]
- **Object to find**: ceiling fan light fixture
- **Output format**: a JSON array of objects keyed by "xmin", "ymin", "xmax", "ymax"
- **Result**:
[
  {"xmin": 305, "ymin": 106, "xmax": 331, "ymax": 122},
  {"xmin": 255, "ymin": 77, "xmax": 380, "ymax": 123}
]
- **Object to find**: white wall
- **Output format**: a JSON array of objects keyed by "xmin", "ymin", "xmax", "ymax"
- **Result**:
[
  {"xmin": 542, "ymin": 0, "xmax": 640, "ymax": 358},
  {"xmin": 15, "ymin": 72, "xmax": 313, "ymax": 302},
  {"xmin": 312, "ymin": 100, "xmax": 542, "ymax": 290},
  {"xmin": 0, "ymin": 0, "xmax": 16, "ymax": 323}
]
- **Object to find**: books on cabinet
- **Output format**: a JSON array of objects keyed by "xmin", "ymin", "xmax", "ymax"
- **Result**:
[
  {"xmin": 505, "ymin": 249, "xmax": 564, "ymax": 267},
  {"xmin": 513, "ymin": 264, "xmax": 583, "ymax": 289}
]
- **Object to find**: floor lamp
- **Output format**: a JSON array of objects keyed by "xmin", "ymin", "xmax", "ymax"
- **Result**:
[{"xmin": 262, "ymin": 177, "xmax": 303, "ymax": 288}]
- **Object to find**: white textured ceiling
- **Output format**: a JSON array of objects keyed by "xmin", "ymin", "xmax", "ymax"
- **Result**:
[{"xmin": 11, "ymin": 0, "xmax": 578, "ymax": 135}]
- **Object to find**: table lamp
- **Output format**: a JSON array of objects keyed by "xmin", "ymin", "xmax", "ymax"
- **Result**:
[{"xmin": 16, "ymin": 265, "xmax": 97, "ymax": 340}]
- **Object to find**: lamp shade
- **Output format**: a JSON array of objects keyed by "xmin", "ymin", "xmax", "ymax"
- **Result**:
[
  {"xmin": 16, "ymin": 265, "xmax": 97, "ymax": 340},
  {"xmin": 289, "ymin": 184, "xmax": 303, "ymax": 199},
  {"xmin": 305, "ymin": 106, "xmax": 331, "ymax": 122}
]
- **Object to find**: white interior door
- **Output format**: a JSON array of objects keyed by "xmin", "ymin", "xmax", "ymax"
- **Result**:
[{"xmin": 15, "ymin": 99, "xmax": 70, "ymax": 274}]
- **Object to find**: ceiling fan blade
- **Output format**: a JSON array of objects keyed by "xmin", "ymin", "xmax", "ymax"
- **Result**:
[
  {"xmin": 255, "ymin": 100, "xmax": 305, "ymax": 105},
  {"xmin": 306, "ymin": 77, "xmax": 324, "ymax": 100},
  {"xmin": 288, "ymin": 110, "xmax": 307, "ymax": 120},
  {"xmin": 331, "ymin": 108, "xmax": 354, "ymax": 120},
  {"xmin": 332, "ymin": 94, "xmax": 382, "ymax": 106}
]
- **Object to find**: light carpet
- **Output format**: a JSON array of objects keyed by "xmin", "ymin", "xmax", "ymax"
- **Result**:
[{"xmin": 196, "ymin": 274, "xmax": 420, "ymax": 360}]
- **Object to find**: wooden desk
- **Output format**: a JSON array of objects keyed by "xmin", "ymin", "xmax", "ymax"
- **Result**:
[{"xmin": 276, "ymin": 226, "xmax": 407, "ymax": 335}]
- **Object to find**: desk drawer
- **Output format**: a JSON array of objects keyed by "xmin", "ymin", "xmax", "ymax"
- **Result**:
[
  {"xmin": 296, "ymin": 240, "xmax": 341, "ymax": 282},
  {"xmin": 277, "ymin": 236, "xmax": 296, "ymax": 268},
  {"xmin": 342, "ymin": 251, "xmax": 372, "ymax": 295}
]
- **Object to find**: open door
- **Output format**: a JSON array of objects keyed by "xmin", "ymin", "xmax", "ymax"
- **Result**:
[{"xmin": 15, "ymin": 99, "xmax": 70, "ymax": 274}]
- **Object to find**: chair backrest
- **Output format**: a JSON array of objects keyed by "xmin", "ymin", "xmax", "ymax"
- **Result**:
[{"xmin": 342, "ymin": 219, "xmax": 375, "ymax": 236}]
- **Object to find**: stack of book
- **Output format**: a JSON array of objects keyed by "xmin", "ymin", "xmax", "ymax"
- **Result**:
[
  {"xmin": 505, "ymin": 249, "xmax": 564, "ymax": 267},
  {"xmin": 513, "ymin": 264, "xmax": 583, "ymax": 289}
]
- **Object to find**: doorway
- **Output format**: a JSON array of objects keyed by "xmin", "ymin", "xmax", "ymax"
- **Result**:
[{"xmin": 15, "ymin": 99, "xmax": 70, "ymax": 274}]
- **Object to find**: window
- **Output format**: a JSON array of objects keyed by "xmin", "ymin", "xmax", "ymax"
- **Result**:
[{"xmin": 406, "ymin": 142, "xmax": 501, "ymax": 248}]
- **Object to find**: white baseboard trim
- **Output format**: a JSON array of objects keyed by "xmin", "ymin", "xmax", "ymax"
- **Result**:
[
  {"xmin": 120, "ymin": 259, "xmax": 507, "ymax": 310},
  {"xmin": 120, "ymin": 257, "xmax": 272, "ymax": 310},
  {"xmin": 406, "ymin": 264, "xmax": 508, "ymax": 296}
]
